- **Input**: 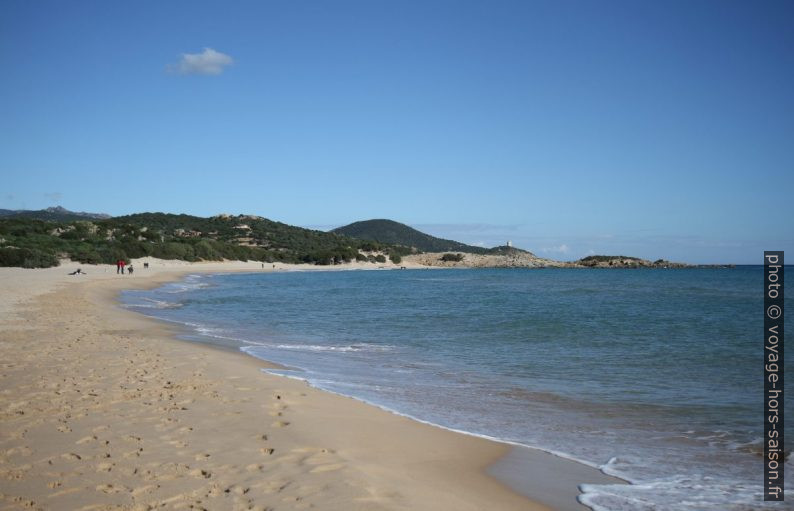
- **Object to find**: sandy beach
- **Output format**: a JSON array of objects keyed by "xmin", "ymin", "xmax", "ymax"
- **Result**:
[{"xmin": 0, "ymin": 259, "xmax": 620, "ymax": 510}]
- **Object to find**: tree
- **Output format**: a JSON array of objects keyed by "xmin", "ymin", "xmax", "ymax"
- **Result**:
[{"xmin": 441, "ymin": 253, "xmax": 464, "ymax": 262}]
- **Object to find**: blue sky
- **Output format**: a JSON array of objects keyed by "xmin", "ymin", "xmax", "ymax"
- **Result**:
[{"xmin": 1, "ymin": 0, "xmax": 792, "ymax": 263}]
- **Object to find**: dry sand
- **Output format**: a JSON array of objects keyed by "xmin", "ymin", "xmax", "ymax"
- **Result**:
[{"xmin": 0, "ymin": 259, "xmax": 619, "ymax": 510}]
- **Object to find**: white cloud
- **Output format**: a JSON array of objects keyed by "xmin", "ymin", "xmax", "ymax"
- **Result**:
[
  {"xmin": 540, "ymin": 244, "xmax": 571, "ymax": 254},
  {"xmin": 169, "ymin": 48, "xmax": 233, "ymax": 75}
]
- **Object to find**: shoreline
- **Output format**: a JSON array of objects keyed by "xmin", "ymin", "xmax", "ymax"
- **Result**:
[{"xmin": 0, "ymin": 259, "xmax": 621, "ymax": 510}]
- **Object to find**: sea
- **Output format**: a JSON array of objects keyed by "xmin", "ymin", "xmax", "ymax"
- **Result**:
[{"xmin": 121, "ymin": 266, "xmax": 792, "ymax": 511}]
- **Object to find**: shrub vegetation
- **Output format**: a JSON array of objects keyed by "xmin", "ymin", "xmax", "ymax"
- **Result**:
[
  {"xmin": 440, "ymin": 253, "xmax": 464, "ymax": 262},
  {"xmin": 0, "ymin": 213, "xmax": 413, "ymax": 268}
]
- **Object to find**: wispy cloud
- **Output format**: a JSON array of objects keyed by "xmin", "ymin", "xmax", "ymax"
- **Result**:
[
  {"xmin": 44, "ymin": 192, "xmax": 63, "ymax": 202},
  {"xmin": 540, "ymin": 244, "xmax": 571, "ymax": 255},
  {"xmin": 168, "ymin": 48, "xmax": 233, "ymax": 75}
]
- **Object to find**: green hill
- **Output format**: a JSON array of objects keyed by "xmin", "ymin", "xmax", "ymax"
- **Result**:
[
  {"xmin": 0, "ymin": 212, "xmax": 408, "ymax": 268},
  {"xmin": 332, "ymin": 219, "xmax": 491, "ymax": 254},
  {"xmin": 0, "ymin": 206, "xmax": 110, "ymax": 222}
]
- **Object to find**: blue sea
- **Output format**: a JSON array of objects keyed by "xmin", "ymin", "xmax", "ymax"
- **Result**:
[{"xmin": 122, "ymin": 267, "xmax": 792, "ymax": 510}]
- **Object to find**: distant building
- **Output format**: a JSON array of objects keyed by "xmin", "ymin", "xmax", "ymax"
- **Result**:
[{"xmin": 507, "ymin": 240, "xmax": 512, "ymax": 247}]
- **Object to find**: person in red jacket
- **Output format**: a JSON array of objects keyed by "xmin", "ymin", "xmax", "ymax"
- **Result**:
[{"xmin": 120, "ymin": 259, "xmax": 126, "ymax": 274}]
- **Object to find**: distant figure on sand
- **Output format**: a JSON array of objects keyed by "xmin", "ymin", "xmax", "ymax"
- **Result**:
[
  {"xmin": 116, "ymin": 260, "xmax": 121, "ymax": 274},
  {"xmin": 143, "ymin": 262, "xmax": 149, "ymax": 269},
  {"xmin": 120, "ymin": 260, "xmax": 126, "ymax": 274},
  {"xmin": 127, "ymin": 265, "xmax": 134, "ymax": 275},
  {"xmin": 68, "ymin": 268, "xmax": 84, "ymax": 275}
]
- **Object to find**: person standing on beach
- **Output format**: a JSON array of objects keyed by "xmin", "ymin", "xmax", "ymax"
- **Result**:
[
  {"xmin": 127, "ymin": 264, "xmax": 134, "ymax": 275},
  {"xmin": 120, "ymin": 259, "xmax": 126, "ymax": 274},
  {"xmin": 116, "ymin": 260, "xmax": 121, "ymax": 274}
]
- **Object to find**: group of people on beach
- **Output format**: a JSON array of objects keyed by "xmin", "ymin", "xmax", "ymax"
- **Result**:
[{"xmin": 116, "ymin": 259, "xmax": 133, "ymax": 275}]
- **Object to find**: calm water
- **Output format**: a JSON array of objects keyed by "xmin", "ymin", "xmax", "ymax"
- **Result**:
[{"xmin": 122, "ymin": 267, "xmax": 792, "ymax": 510}]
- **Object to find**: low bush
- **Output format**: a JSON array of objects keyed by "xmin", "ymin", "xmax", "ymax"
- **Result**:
[
  {"xmin": 440, "ymin": 253, "xmax": 464, "ymax": 262},
  {"xmin": 0, "ymin": 247, "xmax": 59, "ymax": 268}
]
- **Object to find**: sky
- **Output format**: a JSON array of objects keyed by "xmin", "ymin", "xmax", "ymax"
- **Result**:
[{"xmin": 1, "ymin": 0, "xmax": 792, "ymax": 264}]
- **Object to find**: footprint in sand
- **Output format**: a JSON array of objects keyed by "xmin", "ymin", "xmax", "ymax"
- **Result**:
[
  {"xmin": 95, "ymin": 462, "xmax": 114, "ymax": 472},
  {"xmin": 188, "ymin": 468, "xmax": 212, "ymax": 479},
  {"xmin": 96, "ymin": 483, "xmax": 128, "ymax": 494},
  {"xmin": 225, "ymin": 485, "xmax": 250, "ymax": 496},
  {"xmin": 309, "ymin": 463, "xmax": 345, "ymax": 473},
  {"xmin": 260, "ymin": 480, "xmax": 290, "ymax": 494},
  {"xmin": 131, "ymin": 484, "xmax": 159, "ymax": 496},
  {"xmin": 123, "ymin": 448, "xmax": 143, "ymax": 458},
  {"xmin": 271, "ymin": 421, "xmax": 290, "ymax": 428},
  {"xmin": 48, "ymin": 487, "xmax": 81, "ymax": 498},
  {"xmin": 0, "ymin": 465, "xmax": 31, "ymax": 480},
  {"xmin": 5, "ymin": 446, "xmax": 33, "ymax": 457},
  {"xmin": 270, "ymin": 403, "xmax": 288, "ymax": 415},
  {"xmin": 206, "ymin": 484, "xmax": 224, "ymax": 498}
]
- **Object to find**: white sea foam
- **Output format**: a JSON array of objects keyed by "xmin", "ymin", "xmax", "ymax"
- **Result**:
[
  {"xmin": 161, "ymin": 274, "xmax": 212, "ymax": 293},
  {"xmin": 579, "ymin": 476, "xmax": 777, "ymax": 511},
  {"xmin": 126, "ymin": 297, "xmax": 183, "ymax": 309},
  {"xmin": 271, "ymin": 343, "xmax": 395, "ymax": 353},
  {"xmin": 240, "ymin": 341, "xmax": 395, "ymax": 353},
  {"xmin": 191, "ymin": 327, "xmax": 252, "ymax": 344},
  {"xmin": 241, "ymin": 340, "xmax": 269, "ymax": 346}
]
